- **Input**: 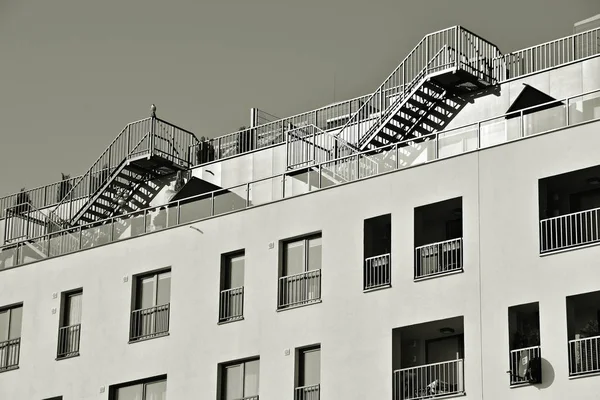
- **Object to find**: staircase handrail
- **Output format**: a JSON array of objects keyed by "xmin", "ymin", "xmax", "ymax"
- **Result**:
[
  {"xmin": 333, "ymin": 26, "xmax": 459, "ymax": 146},
  {"xmin": 47, "ymin": 116, "xmax": 199, "ymax": 225},
  {"xmin": 68, "ymin": 132, "xmax": 153, "ymax": 225},
  {"xmin": 49, "ymin": 117, "xmax": 152, "ymax": 222},
  {"xmin": 356, "ymin": 45, "xmax": 452, "ymax": 149}
]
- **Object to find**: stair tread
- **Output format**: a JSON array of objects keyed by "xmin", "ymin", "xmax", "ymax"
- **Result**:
[{"xmin": 402, "ymin": 108, "xmax": 422, "ymax": 120}]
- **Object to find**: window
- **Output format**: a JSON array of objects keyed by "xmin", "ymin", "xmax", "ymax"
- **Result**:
[
  {"xmin": 57, "ymin": 289, "xmax": 82, "ymax": 359},
  {"xmin": 278, "ymin": 234, "xmax": 322, "ymax": 309},
  {"xmin": 219, "ymin": 251, "xmax": 245, "ymax": 323},
  {"xmin": 363, "ymin": 214, "xmax": 391, "ymax": 290},
  {"xmin": 508, "ymin": 302, "xmax": 541, "ymax": 385},
  {"xmin": 295, "ymin": 346, "xmax": 320, "ymax": 400},
  {"xmin": 219, "ymin": 358, "xmax": 260, "ymax": 400},
  {"xmin": 392, "ymin": 317, "xmax": 465, "ymax": 399},
  {"xmin": 0, "ymin": 303, "xmax": 22, "ymax": 371},
  {"xmin": 539, "ymin": 165, "xmax": 600, "ymax": 253},
  {"xmin": 110, "ymin": 376, "xmax": 167, "ymax": 400},
  {"xmin": 414, "ymin": 197, "xmax": 463, "ymax": 279},
  {"xmin": 566, "ymin": 290, "xmax": 600, "ymax": 376},
  {"xmin": 130, "ymin": 270, "xmax": 171, "ymax": 341},
  {"xmin": 43, "ymin": 397, "xmax": 62, "ymax": 400}
]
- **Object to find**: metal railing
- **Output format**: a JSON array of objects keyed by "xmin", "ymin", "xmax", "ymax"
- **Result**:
[
  {"xmin": 509, "ymin": 345, "xmax": 541, "ymax": 385},
  {"xmin": 48, "ymin": 117, "xmax": 198, "ymax": 226},
  {"xmin": 278, "ymin": 269, "xmax": 321, "ymax": 309},
  {"xmin": 1, "ymin": 87, "xmax": 600, "ymax": 271},
  {"xmin": 235, "ymin": 397, "xmax": 259, "ymax": 400},
  {"xmin": 364, "ymin": 253, "xmax": 391, "ymax": 290},
  {"xmin": 501, "ymin": 26, "xmax": 600, "ymax": 80},
  {"xmin": 294, "ymin": 384, "xmax": 320, "ymax": 400},
  {"xmin": 286, "ymin": 124, "xmax": 354, "ymax": 169},
  {"xmin": 3, "ymin": 26, "xmax": 597, "ymax": 222},
  {"xmin": 415, "ymin": 237, "xmax": 463, "ymax": 279},
  {"xmin": 219, "ymin": 286, "xmax": 244, "ymax": 322},
  {"xmin": 57, "ymin": 324, "xmax": 81, "ymax": 359},
  {"xmin": 334, "ymin": 26, "xmax": 502, "ymax": 148},
  {"xmin": 0, "ymin": 338, "xmax": 20, "ymax": 371},
  {"xmin": 569, "ymin": 335, "xmax": 600, "ymax": 376},
  {"xmin": 190, "ymin": 92, "xmax": 375, "ymax": 165},
  {"xmin": 540, "ymin": 207, "xmax": 600, "ymax": 253},
  {"xmin": 3, "ymin": 202, "xmax": 55, "ymax": 244},
  {"xmin": 130, "ymin": 303, "xmax": 170, "ymax": 341},
  {"xmin": 0, "ymin": 176, "xmax": 84, "ymax": 220},
  {"xmin": 286, "ymin": 124, "xmax": 379, "ymax": 180},
  {"xmin": 393, "ymin": 359, "xmax": 464, "ymax": 400}
]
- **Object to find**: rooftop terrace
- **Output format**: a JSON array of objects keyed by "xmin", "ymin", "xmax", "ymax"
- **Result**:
[{"xmin": 0, "ymin": 24, "xmax": 599, "ymax": 271}]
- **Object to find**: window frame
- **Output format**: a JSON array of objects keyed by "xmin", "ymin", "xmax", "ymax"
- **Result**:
[
  {"xmin": 296, "ymin": 345, "xmax": 321, "ymax": 388},
  {"xmin": 134, "ymin": 269, "xmax": 171, "ymax": 311},
  {"xmin": 219, "ymin": 357, "xmax": 260, "ymax": 400},
  {"xmin": 220, "ymin": 250, "xmax": 246, "ymax": 291},
  {"xmin": 108, "ymin": 375, "xmax": 167, "ymax": 400},
  {"xmin": 281, "ymin": 233, "xmax": 322, "ymax": 277},
  {"xmin": 0, "ymin": 303, "xmax": 23, "ymax": 342}
]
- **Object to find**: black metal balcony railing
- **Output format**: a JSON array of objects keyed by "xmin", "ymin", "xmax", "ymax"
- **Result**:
[
  {"xmin": 364, "ymin": 253, "xmax": 391, "ymax": 290},
  {"xmin": 278, "ymin": 270, "xmax": 322, "ymax": 309},
  {"xmin": 0, "ymin": 338, "xmax": 21, "ymax": 371},
  {"xmin": 294, "ymin": 384, "xmax": 320, "ymax": 400},
  {"xmin": 219, "ymin": 286, "xmax": 244, "ymax": 322},
  {"xmin": 57, "ymin": 324, "xmax": 81, "ymax": 359},
  {"xmin": 414, "ymin": 238, "xmax": 463, "ymax": 279},
  {"xmin": 509, "ymin": 346, "xmax": 541, "ymax": 385},
  {"xmin": 569, "ymin": 335, "xmax": 600, "ymax": 376},
  {"xmin": 130, "ymin": 303, "xmax": 170, "ymax": 341}
]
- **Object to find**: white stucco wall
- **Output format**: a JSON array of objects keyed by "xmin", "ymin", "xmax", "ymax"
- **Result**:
[{"xmin": 1, "ymin": 117, "xmax": 600, "ymax": 399}]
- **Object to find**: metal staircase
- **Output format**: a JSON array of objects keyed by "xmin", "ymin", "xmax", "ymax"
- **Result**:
[
  {"xmin": 1, "ymin": 109, "xmax": 199, "ymax": 251},
  {"xmin": 49, "ymin": 112, "xmax": 199, "ymax": 230},
  {"xmin": 285, "ymin": 26, "xmax": 503, "ymax": 171}
]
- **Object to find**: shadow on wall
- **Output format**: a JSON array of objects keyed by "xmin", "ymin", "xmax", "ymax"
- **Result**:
[{"xmin": 537, "ymin": 358, "xmax": 555, "ymax": 390}]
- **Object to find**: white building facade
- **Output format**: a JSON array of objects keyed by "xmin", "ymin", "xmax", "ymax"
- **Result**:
[{"xmin": 0, "ymin": 19, "xmax": 600, "ymax": 400}]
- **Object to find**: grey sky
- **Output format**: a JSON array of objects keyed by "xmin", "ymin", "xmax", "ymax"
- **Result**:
[{"xmin": 0, "ymin": 0, "xmax": 599, "ymax": 196}]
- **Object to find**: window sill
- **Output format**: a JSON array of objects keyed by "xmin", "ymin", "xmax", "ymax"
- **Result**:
[
  {"xmin": 0, "ymin": 366, "xmax": 19, "ymax": 374},
  {"xmin": 128, "ymin": 332, "xmax": 169, "ymax": 344},
  {"xmin": 56, "ymin": 353, "xmax": 80, "ymax": 361},
  {"xmin": 276, "ymin": 299, "xmax": 322, "ymax": 312},
  {"xmin": 414, "ymin": 268, "xmax": 464, "ymax": 282},
  {"xmin": 363, "ymin": 284, "xmax": 392, "ymax": 293},
  {"xmin": 218, "ymin": 316, "xmax": 245, "ymax": 325},
  {"xmin": 509, "ymin": 381, "xmax": 538, "ymax": 387}
]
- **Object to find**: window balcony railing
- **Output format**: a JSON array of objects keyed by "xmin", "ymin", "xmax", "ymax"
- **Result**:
[
  {"xmin": 0, "ymin": 338, "xmax": 20, "ymax": 371},
  {"xmin": 57, "ymin": 324, "xmax": 81, "ymax": 359},
  {"xmin": 364, "ymin": 253, "xmax": 391, "ymax": 290},
  {"xmin": 540, "ymin": 207, "xmax": 600, "ymax": 253},
  {"xmin": 130, "ymin": 303, "xmax": 170, "ymax": 341},
  {"xmin": 219, "ymin": 286, "xmax": 244, "ymax": 322},
  {"xmin": 278, "ymin": 270, "xmax": 322, "ymax": 309},
  {"xmin": 393, "ymin": 359, "xmax": 465, "ymax": 400},
  {"xmin": 509, "ymin": 345, "xmax": 541, "ymax": 385},
  {"xmin": 294, "ymin": 384, "xmax": 320, "ymax": 400},
  {"xmin": 414, "ymin": 238, "xmax": 463, "ymax": 279},
  {"xmin": 568, "ymin": 335, "xmax": 600, "ymax": 376}
]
